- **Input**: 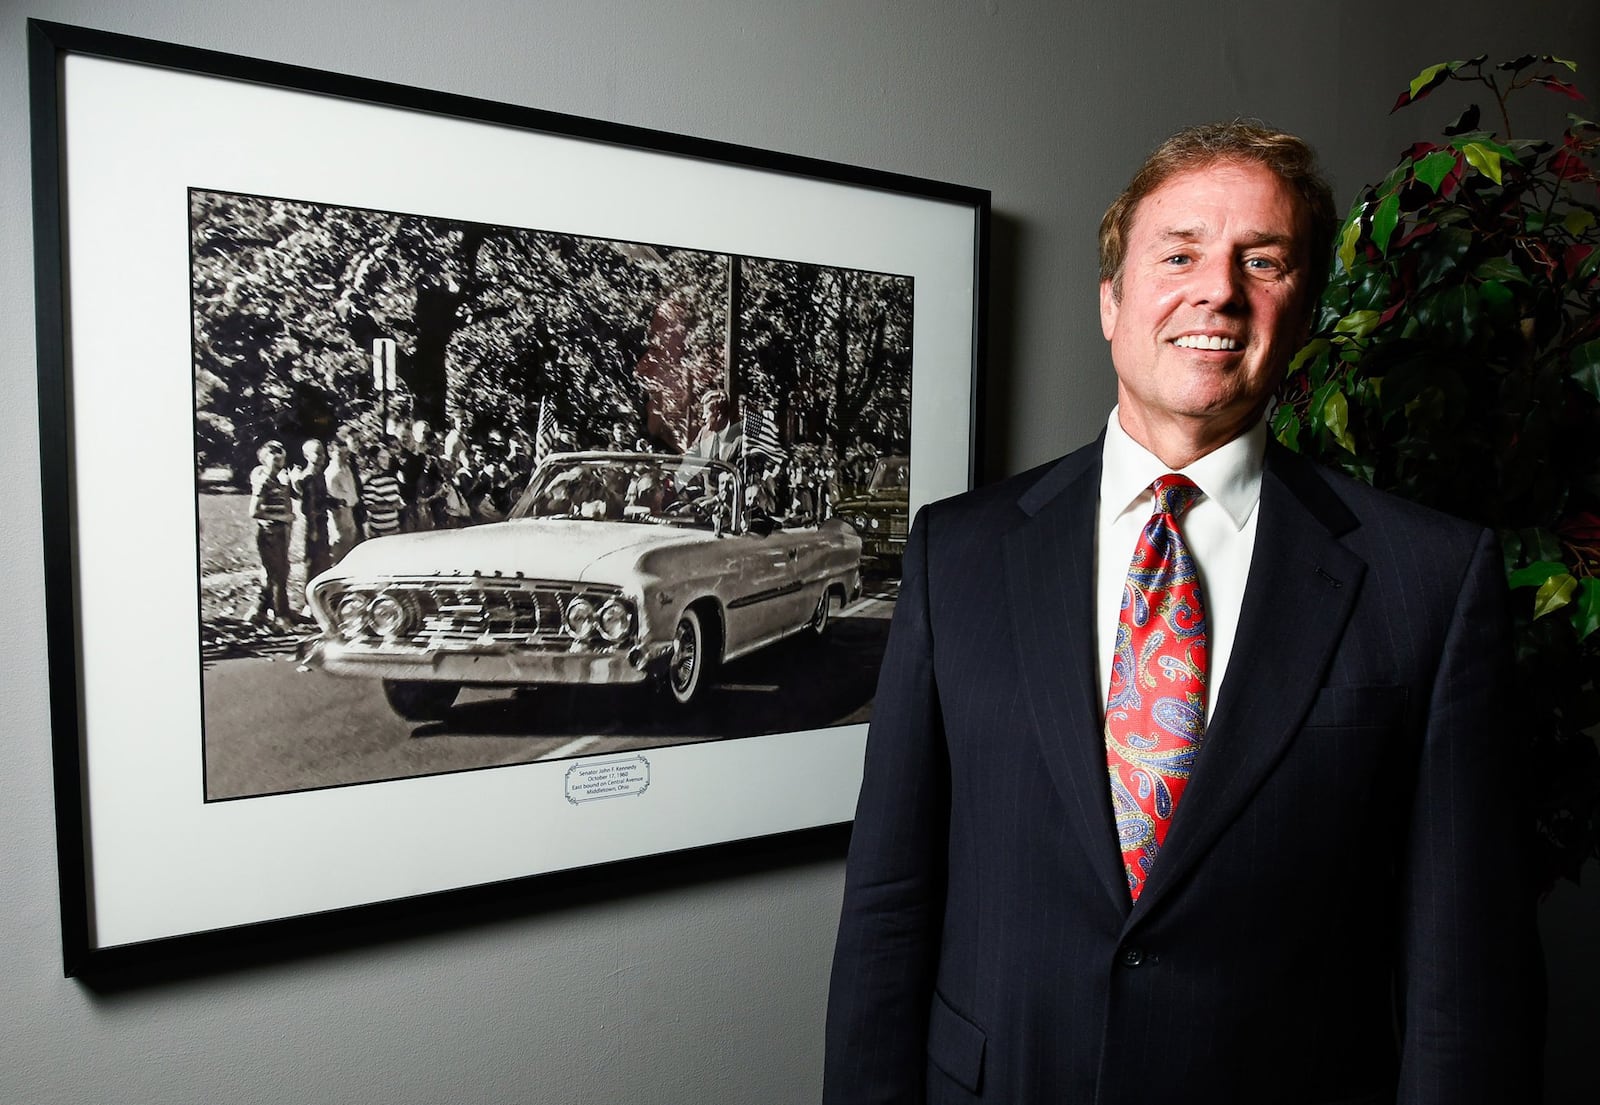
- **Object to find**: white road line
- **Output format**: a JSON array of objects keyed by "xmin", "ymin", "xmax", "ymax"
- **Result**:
[
  {"xmin": 840, "ymin": 595, "xmax": 886, "ymax": 617},
  {"xmin": 541, "ymin": 735, "xmax": 603, "ymax": 760}
]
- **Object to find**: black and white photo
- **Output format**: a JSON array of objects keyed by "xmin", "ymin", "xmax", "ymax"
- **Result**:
[{"xmin": 193, "ymin": 190, "xmax": 918, "ymax": 799}]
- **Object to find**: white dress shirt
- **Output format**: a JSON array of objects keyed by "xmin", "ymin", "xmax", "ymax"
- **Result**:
[{"xmin": 1093, "ymin": 408, "xmax": 1266, "ymax": 725}]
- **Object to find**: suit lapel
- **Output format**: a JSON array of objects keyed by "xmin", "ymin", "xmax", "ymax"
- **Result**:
[
  {"xmin": 1001, "ymin": 439, "xmax": 1130, "ymax": 915},
  {"xmin": 1126, "ymin": 443, "xmax": 1366, "ymax": 925}
]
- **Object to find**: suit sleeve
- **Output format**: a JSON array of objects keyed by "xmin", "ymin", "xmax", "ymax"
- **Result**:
[
  {"xmin": 1396, "ymin": 526, "xmax": 1542, "ymax": 1104},
  {"xmin": 823, "ymin": 507, "xmax": 949, "ymax": 1105}
]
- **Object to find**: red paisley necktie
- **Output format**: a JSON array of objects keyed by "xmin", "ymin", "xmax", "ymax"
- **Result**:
[{"xmin": 1105, "ymin": 474, "xmax": 1208, "ymax": 902}]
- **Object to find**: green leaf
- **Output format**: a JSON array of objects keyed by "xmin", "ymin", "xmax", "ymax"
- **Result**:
[
  {"xmin": 1499, "ymin": 530, "xmax": 1523, "ymax": 574},
  {"xmin": 1576, "ymin": 578, "xmax": 1600, "ymax": 641},
  {"xmin": 1334, "ymin": 310, "xmax": 1382, "ymax": 339},
  {"xmin": 1412, "ymin": 285, "xmax": 1479, "ymax": 344},
  {"xmin": 1321, "ymin": 389, "xmax": 1356, "ymax": 454},
  {"xmin": 1372, "ymin": 192, "xmax": 1402, "ymax": 253},
  {"xmin": 1286, "ymin": 338, "xmax": 1329, "ymax": 377},
  {"xmin": 1564, "ymin": 209, "xmax": 1597, "ymax": 236},
  {"xmin": 1478, "ymin": 279, "xmax": 1514, "ymax": 316},
  {"xmin": 1572, "ymin": 340, "xmax": 1600, "ymax": 399},
  {"xmin": 1409, "ymin": 62, "xmax": 1452, "ymax": 100},
  {"xmin": 1461, "ymin": 141, "xmax": 1503, "ymax": 184},
  {"xmin": 1413, "ymin": 150, "xmax": 1458, "ymax": 191},
  {"xmin": 1508, "ymin": 560, "xmax": 1568, "ymax": 589},
  {"xmin": 1271, "ymin": 404, "xmax": 1301, "ymax": 451},
  {"xmin": 1416, "ymin": 227, "xmax": 1474, "ymax": 290},
  {"xmin": 1533, "ymin": 573, "xmax": 1579, "ymax": 619},
  {"xmin": 1338, "ymin": 215, "xmax": 1362, "ymax": 272},
  {"xmin": 1474, "ymin": 257, "xmax": 1531, "ymax": 285},
  {"xmin": 1520, "ymin": 528, "xmax": 1564, "ymax": 563},
  {"xmin": 1553, "ymin": 56, "xmax": 1579, "ymax": 73}
]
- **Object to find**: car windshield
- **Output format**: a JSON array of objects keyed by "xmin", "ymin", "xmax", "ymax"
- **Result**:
[
  {"xmin": 509, "ymin": 454, "xmax": 736, "ymax": 531},
  {"xmin": 869, "ymin": 457, "xmax": 909, "ymax": 492}
]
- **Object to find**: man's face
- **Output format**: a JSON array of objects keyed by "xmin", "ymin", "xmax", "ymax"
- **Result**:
[{"xmin": 1100, "ymin": 160, "xmax": 1313, "ymax": 452}]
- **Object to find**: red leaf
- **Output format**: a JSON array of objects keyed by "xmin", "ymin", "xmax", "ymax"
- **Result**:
[
  {"xmin": 1394, "ymin": 221, "xmax": 1438, "ymax": 249},
  {"xmin": 1531, "ymin": 76, "xmax": 1586, "ymax": 103},
  {"xmin": 1558, "ymin": 511, "xmax": 1600, "ymax": 543},
  {"xmin": 1567, "ymin": 245, "xmax": 1596, "ymax": 280},
  {"xmin": 1391, "ymin": 90, "xmax": 1413, "ymax": 113},
  {"xmin": 1379, "ymin": 301, "xmax": 1407, "ymax": 326},
  {"xmin": 1439, "ymin": 161, "xmax": 1464, "ymax": 197},
  {"xmin": 1404, "ymin": 141, "xmax": 1440, "ymax": 160},
  {"xmin": 1551, "ymin": 137, "xmax": 1593, "ymax": 181}
]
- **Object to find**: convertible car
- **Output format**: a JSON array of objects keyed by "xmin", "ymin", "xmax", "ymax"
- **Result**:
[{"xmin": 302, "ymin": 452, "xmax": 862, "ymax": 720}]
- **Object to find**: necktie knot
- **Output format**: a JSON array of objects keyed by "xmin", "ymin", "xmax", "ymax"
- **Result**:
[{"xmin": 1151, "ymin": 474, "xmax": 1202, "ymax": 519}]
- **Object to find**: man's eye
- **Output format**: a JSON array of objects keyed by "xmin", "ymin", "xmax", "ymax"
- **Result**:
[
  {"xmin": 1245, "ymin": 256, "xmax": 1284, "ymax": 273},
  {"xmin": 1162, "ymin": 254, "xmax": 1193, "ymax": 267}
]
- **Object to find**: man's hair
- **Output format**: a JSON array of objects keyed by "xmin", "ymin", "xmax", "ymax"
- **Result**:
[{"xmin": 1098, "ymin": 120, "xmax": 1338, "ymax": 307}]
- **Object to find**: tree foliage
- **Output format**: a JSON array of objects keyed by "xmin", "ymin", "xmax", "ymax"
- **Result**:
[
  {"xmin": 1273, "ymin": 56, "xmax": 1600, "ymax": 885},
  {"xmin": 190, "ymin": 191, "xmax": 913, "ymax": 479}
]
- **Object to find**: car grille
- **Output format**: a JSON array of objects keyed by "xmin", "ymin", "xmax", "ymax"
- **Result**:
[{"xmin": 320, "ymin": 576, "xmax": 624, "ymax": 649}]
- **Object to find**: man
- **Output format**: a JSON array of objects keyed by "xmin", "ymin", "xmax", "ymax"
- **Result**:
[
  {"xmin": 291, "ymin": 438, "xmax": 334, "ymax": 580},
  {"xmin": 246, "ymin": 439, "xmax": 294, "ymax": 631},
  {"xmin": 687, "ymin": 389, "xmax": 744, "ymax": 462},
  {"xmin": 324, "ymin": 435, "xmax": 363, "ymax": 562},
  {"xmin": 824, "ymin": 122, "xmax": 1537, "ymax": 1104}
]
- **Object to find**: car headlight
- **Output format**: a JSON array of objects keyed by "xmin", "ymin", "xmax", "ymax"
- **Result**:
[
  {"xmin": 368, "ymin": 591, "xmax": 419, "ymax": 638},
  {"xmin": 869, "ymin": 517, "xmax": 881, "ymax": 531},
  {"xmin": 336, "ymin": 593, "xmax": 369, "ymax": 639},
  {"xmin": 565, "ymin": 597, "xmax": 597, "ymax": 639},
  {"xmin": 596, "ymin": 599, "xmax": 633, "ymax": 643}
]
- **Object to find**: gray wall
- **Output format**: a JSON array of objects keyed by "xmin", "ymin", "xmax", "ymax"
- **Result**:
[{"xmin": 3, "ymin": 1, "xmax": 1596, "ymax": 1102}]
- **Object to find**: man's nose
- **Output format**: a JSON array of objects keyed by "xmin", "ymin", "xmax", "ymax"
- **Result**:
[{"xmin": 1187, "ymin": 255, "xmax": 1245, "ymax": 309}]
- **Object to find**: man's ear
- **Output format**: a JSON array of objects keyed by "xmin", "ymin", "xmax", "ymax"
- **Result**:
[{"xmin": 1099, "ymin": 279, "xmax": 1119, "ymax": 341}]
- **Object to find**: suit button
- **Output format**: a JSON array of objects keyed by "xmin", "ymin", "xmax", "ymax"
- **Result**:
[{"xmin": 1118, "ymin": 947, "xmax": 1145, "ymax": 968}]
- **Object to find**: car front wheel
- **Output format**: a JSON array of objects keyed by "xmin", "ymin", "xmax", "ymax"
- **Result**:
[
  {"xmin": 382, "ymin": 679, "xmax": 460, "ymax": 721},
  {"xmin": 666, "ymin": 608, "xmax": 712, "ymax": 707},
  {"xmin": 809, "ymin": 589, "xmax": 834, "ymax": 638}
]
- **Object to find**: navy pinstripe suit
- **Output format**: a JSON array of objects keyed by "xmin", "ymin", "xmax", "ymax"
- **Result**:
[{"xmin": 824, "ymin": 436, "xmax": 1538, "ymax": 1104}]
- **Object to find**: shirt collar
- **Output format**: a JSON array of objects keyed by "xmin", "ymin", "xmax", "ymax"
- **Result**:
[{"xmin": 1100, "ymin": 407, "xmax": 1266, "ymax": 530}]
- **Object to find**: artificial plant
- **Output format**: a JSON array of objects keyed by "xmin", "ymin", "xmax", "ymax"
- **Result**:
[{"xmin": 1273, "ymin": 55, "xmax": 1600, "ymax": 887}]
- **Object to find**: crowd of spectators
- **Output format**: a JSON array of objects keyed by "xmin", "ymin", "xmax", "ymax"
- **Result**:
[{"xmin": 244, "ymin": 404, "xmax": 886, "ymax": 628}]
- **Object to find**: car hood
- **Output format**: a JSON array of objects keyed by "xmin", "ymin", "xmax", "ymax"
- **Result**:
[
  {"xmin": 836, "ymin": 490, "xmax": 909, "ymax": 512},
  {"xmin": 325, "ymin": 519, "xmax": 715, "ymax": 584}
]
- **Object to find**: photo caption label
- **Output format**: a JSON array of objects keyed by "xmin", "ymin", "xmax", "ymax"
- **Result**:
[{"xmin": 565, "ymin": 755, "xmax": 651, "ymax": 804}]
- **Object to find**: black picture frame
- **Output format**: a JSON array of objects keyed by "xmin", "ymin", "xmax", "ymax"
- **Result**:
[{"xmin": 30, "ymin": 18, "xmax": 988, "ymax": 976}]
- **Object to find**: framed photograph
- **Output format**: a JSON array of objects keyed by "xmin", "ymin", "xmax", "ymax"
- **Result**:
[{"xmin": 31, "ymin": 19, "xmax": 988, "ymax": 974}]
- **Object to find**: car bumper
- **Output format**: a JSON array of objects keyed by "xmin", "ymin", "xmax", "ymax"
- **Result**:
[{"xmin": 308, "ymin": 638, "xmax": 673, "ymax": 686}]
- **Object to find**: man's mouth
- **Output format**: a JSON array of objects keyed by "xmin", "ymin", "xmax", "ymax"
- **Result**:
[{"xmin": 1171, "ymin": 334, "xmax": 1242, "ymax": 351}]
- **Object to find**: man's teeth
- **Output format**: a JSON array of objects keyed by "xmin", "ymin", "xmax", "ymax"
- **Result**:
[{"xmin": 1173, "ymin": 335, "xmax": 1240, "ymax": 351}]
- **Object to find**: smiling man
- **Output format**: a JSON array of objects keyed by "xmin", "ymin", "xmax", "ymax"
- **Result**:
[{"xmin": 824, "ymin": 122, "xmax": 1538, "ymax": 1104}]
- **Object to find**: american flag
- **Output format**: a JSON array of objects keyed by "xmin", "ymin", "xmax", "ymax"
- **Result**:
[
  {"xmin": 741, "ymin": 406, "xmax": 783, "ymax": 461},
  {"xmin": 535, "ymin": 397, "xmax": 561, "ymax": 464}
]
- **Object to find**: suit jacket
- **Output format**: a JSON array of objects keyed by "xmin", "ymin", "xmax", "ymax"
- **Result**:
[{"xmin": 824, "ymin": 437, "xmax": 1538, "ymax": 1105}]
